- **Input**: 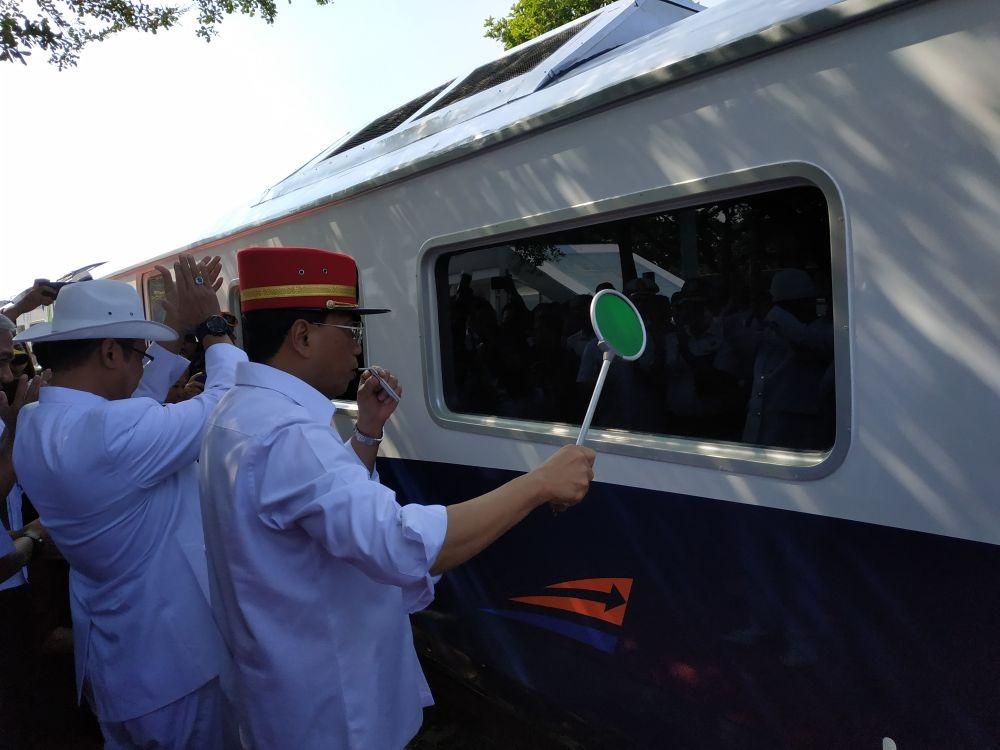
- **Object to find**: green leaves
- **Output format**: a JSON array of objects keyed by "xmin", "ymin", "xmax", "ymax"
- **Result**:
[
  {"xmin": 1, "ymin": 0, "xmax": 327, "ymax": 68},
  {"xmin": 484, "ymin": 0, "xmax": 615, "ymax": 50}
]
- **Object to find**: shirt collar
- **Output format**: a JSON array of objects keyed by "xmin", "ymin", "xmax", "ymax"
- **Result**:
[
  {"xmin": 38, "ymin": 386, "xmax": 108, "ymax": 406},
  {"xmin": 235, "ymin": 362, "xmax": 336, "ymax": 425}
]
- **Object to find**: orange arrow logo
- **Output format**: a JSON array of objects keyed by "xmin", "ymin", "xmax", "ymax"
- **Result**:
[{"xmin": 510, "ymin": 577, "xmax": 633, "ymax": 627}]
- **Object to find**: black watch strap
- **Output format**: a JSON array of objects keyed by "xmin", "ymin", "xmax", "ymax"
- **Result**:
[{"xmin": 196, "ymin": 315, "xmax": 229, "ymax": 340}]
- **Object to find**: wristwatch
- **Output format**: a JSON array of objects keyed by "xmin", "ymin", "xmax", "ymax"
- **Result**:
[{"xmin": 196, "ymin": 315, "xmax": 229, "ymax": 340}]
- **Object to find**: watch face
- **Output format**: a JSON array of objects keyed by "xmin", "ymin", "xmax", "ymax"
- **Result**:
[{"xmin": 206, "ymin": 315, "xmax": 229, "ymax": 335}]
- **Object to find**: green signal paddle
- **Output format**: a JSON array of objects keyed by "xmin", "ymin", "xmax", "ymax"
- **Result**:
[{"xmin": 576, "ymin": 290, "xmax": 647, "ymax": 446}]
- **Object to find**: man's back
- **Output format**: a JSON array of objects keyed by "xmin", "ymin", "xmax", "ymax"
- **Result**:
[
  {"xmin": 15, "ymin": 387, "xmax": 225, "ymax": 721},
  {"xmin": 200, "ymin": 363, "xmax": 447, "ymax": 750}
]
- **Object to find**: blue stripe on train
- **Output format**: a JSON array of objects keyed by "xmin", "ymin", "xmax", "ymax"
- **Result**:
[
  {"xmin": 379, "ymin": 456, "xmax": 1000, "ymax": 750},
  {"xmin": 479, "ymin": 608, "xmax": 620, "ymax": 653}
]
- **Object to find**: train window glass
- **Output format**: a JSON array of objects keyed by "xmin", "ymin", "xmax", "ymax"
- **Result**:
[
  {"xmin": 144, "ymin": 273, "xmax": 167, "ymax": 323},
  {"xmin": 435, "ymin": 185, "xmax": 835, "ymax": 452}
]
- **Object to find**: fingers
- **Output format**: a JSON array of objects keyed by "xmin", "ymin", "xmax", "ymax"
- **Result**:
[{"xmin": 154, "ymin": 265, "xmax": 176, "ymax": 299}]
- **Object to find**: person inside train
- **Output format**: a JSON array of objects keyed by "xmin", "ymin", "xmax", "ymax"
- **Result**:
[
  {"xmin": 12, "ymin": 255, "xmax": 246, "ymax": 749},
  {"xmin": 198, "ymin": 246, "xmax": 595, "ymax": 750},
  {"xmin": 741, "ymin": 268, "xmax": 835, "ymax": 450}
]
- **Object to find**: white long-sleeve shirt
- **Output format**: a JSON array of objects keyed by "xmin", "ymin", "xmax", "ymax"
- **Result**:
[
  {"xmin": 199, "ymin": 362, "xmax": 448, "ymax": 750},
  {"xmin": 13, "ymin": 341, "xmax": 248, "ymax": 721}
]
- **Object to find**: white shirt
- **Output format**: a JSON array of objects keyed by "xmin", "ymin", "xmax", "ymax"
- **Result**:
[
  {"xmin": 0, "ymin": 479, "xmax": 26, "ymax": 592},
  {"xmin": 199, "ymin": 362, "xmax": 448, "ymax": 750},
  {"xmin": 13, "ymin": 341, "xmax": 248, "ymax": 721}
]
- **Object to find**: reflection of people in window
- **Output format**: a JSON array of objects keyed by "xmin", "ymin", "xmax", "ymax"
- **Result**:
[{"xmin": 742, "ymin": 269, "xmax": 834, "ymax": 450}]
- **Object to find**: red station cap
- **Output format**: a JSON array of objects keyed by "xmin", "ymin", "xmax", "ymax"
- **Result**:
[{"xmin": 236, "ymin": 247, "xmax": 389, "ymax": 315}]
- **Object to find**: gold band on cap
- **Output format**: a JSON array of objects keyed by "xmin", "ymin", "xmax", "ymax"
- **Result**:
[{"xmin": 241, "ymin": 284, "xmax": 356, "ymax": 302}]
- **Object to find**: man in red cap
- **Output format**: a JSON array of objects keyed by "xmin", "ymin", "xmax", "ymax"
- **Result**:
[{"xmin": 199, "ymin": 246, "xmax": 595, "ymax": 749}]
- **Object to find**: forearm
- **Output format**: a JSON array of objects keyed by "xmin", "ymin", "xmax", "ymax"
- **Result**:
[
  {"xmin": 350, "ymin": 437, "xmax": 378, "ymax": 474},
  {"xmin": 431, "ymin": 473, "xmax": 545, "ymax": 575},
  {"xmin": 2, "ymin": 302, "xmax": 26, "ymax": 323}
]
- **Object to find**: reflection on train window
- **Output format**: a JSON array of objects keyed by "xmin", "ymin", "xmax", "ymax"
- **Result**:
[
  {"xmin": 145, "ymin": 273, "xmax": 167, "ymax": 324},
  {"xmin": 435, "ymin": 185, "xmax": 835, "ymax": 452}
]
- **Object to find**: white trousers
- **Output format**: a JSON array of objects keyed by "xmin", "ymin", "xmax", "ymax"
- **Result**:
[{"xmin": 99, "ymin": 677, "xmax": 236, "ymax": 750}]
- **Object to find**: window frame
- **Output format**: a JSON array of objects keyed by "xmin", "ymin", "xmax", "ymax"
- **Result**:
[{"xmin": 417, "ymin": 163, "xmax": 851, "ymax": 481}]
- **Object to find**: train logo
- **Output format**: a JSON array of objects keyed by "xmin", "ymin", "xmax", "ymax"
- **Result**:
[{"xmin": 480, "ymin": 578, "xmax": 633, "ymax": 653}]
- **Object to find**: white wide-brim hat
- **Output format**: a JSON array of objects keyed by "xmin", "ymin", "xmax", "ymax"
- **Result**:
[{"xmin": 14, "ymin": 279, "xmax": 178, "ymax": 343}]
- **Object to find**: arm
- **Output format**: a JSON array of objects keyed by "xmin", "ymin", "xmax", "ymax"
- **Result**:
[
  {"xmin": 350, "ymin": 367, "xmax": 402, "ymax": 474},
  {"xmin": 0, "ymin": 534, "xmax": 33, "ymax": 584},
  {"xmin": 259, "ymin": 422, "xmax": 447, "ymax": 590},
  {"xmin": 431, "ymin": 445, "xmax": 593, "ymax": 574},
  {"xmin": 105, "ymin": 342, "xmax": 247, "ymax": 488},
  {"xmin": 130, "ymin": 342, "xmax": 190, "ymax": 402},
  {"xmin": 261, "ymin": 421, "xmax": 594, "ymax": 585},
  {"xmin": 2, "ymin": 280, "xmax": 58, "ymax": 323}
]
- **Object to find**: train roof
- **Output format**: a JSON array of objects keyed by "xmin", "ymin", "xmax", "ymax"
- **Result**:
[{"xmin": 106, "ymin": 0, "xmax": 919, "ymax": 276}]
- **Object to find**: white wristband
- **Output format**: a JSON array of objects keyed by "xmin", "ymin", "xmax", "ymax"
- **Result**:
[{"xmin": 353, "ymin": 426, "xmax": 383, "ymax": 445}]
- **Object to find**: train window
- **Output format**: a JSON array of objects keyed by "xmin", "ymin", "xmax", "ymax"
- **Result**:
[
  {"xmin": 144, "ymin": 273, "xmax": 168, "ymax": 323},
  {"xmin": 435, "ymin": 184, "xmax": 836, "ymax": 452}
]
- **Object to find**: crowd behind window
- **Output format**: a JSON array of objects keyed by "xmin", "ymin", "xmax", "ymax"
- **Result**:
[{"xmin": 437, "ymin": 185, "xmax": 836, "ymax": 452}]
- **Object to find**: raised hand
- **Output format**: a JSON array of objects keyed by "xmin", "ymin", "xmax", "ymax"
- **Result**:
[
  {"xmin": 156, "ymin": 254, "xmax": 223, "ymax": 335},
  {"xmin": 0, "ymin": 370, "xmax": 49, "ymax": 440},
  {"xmin": 3, "ymin": 280, "xmax": 59, "ymax": 321},
  {"xmin": 356, "ymin": 366, "xmax": 402, "ymax": 438}
]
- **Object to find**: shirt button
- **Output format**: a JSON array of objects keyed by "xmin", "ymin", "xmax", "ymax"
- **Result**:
[
  {"xmin": 756, "ymin": 392, "xmax": 763, "ymax": 397},
  {"xmin": 755, "ymin": 411, "xmax": 761, "ymax": 416}
]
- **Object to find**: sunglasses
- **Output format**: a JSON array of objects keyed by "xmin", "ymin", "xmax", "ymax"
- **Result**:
[
  {"xmin": 308, "ymin": 321, "xmax": 364, "ymax": 344},
  {"xmin": 120, "ymin": 342, "xmax": 155, "ymax": 364}
]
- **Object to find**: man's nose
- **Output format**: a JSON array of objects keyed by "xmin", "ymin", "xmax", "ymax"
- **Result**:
[
  {"xmin": 352, "ymin": 340, "xmax": 363, "ymax": 356},
  {"xmin": 0, "ymin": 364, "xmax": 13, "ymax": 385}
]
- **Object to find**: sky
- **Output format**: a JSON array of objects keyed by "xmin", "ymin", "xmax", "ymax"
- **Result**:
[{"xmin": 0, "ymin": 0, "xmax": 727, "ymax": 300}]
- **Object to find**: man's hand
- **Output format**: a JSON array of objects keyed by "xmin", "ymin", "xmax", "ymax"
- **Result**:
[
  {"xmin": 156, "ymin": 254, "xmax": 224, "ymax": 337},
  {"xmin": 0, "ymin": 370, "xmax": 48, "ymax": 440},
  {"xmin": 18, "ymin": 518, "xmax": 49, "ymax": 543},
  {"xmin": 3, "ymin": 280, "xmax": 59, "ymax": 321},
  {"xmin": 355, "ymin": 367, "xmax": 402, "ymax": 438},
  {"xmin": 530, "ymin": 445, "xmax": 596, "ymax": 510},
  {"xmin": 181, "ymin": 374, "xmax": 205, "ymax": 400}
]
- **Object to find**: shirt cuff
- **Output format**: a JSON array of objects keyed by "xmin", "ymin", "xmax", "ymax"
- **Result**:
[
  {"xmin": 398, "ymin": 503, "xmax": 448, "ymax": 613},
  {"xmin": 131, "ymin": 343, "xmax": 189, "ymax": 402},
  {"xmin": 203, "ymin": 342, "xmax": 248, "ymax": 388}
]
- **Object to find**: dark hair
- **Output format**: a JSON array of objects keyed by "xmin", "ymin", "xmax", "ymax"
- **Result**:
[
  {"xmin": 32, "ymin": 339, "xmax": 136, "ymax": 372},
  {"xmin": 241, "ymin": 309, "xmax": 329, "ymax": 363}
]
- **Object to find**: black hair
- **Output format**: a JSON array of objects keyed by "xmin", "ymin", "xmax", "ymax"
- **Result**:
[
  {"xmin": 241, "ymin": 309, "xmax": 330, "ymax": 363},
  {"xmin": 30, "ymin": 338, "xmax": 138, "ymax": 372}
]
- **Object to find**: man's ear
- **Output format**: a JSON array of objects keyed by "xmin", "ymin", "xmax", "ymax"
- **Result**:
[
  {"xmin": 96, "ymin": 339, "xmax": 120, "ymax": 370},
  {"xmin": 287, "ymin": 319, "xmax": 313, "ymax": 358}
]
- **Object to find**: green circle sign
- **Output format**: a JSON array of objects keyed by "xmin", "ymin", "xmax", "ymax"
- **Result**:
[{"xmin": 591, "ymin": 290, "xmax": 646, "ymax": 361}]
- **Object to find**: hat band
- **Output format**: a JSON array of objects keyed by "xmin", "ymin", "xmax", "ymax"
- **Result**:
[{"xmin": 241, "ymin": 283, "xmax": 356, "ymax": 302}]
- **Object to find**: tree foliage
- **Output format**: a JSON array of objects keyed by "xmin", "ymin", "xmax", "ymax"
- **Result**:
[
  {"xmin": 0, "ymin": 0, "xmax": 330, "ymax": 68},
  {"xmin": 484, "ymin": 0, "xmax": 615, "ymax": 50}
]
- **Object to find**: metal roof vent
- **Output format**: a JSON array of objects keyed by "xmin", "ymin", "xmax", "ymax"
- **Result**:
[
  {"xmin": 421, "ymin": 18, "xmax": 594, "ymax": 117},
  {"xmin": 327, "ymin": 81, "xmax": 453, "ymax": 158}
]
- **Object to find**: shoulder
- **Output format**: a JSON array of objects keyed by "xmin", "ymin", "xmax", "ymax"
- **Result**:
[{"xmin": 210, "ymin": 384, "xmax": 315, "ymax": 440}]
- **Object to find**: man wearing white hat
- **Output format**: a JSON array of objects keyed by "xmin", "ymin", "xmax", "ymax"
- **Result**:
[{"xmin": 12, "ymin": 255, "xmax": 246, "ymax": 749}]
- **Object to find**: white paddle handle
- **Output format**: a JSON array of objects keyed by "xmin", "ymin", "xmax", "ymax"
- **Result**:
[{"xmin": 576, "ymin": 352, "xmax": 614, "ymax": 446}]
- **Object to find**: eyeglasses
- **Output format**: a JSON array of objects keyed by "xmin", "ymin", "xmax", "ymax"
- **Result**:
[
  {"xmin": 308, "ymin": 321, "xmax": 364, "ymax": 344},
  {"xmin": 120, "ymin": 342, "xmax": 155, "ymax": 364}
]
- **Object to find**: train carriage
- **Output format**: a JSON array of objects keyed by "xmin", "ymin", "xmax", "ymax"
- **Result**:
[{"xmin": 101, "ymin": 0, "xmax": 1000, "ymax": 746}]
